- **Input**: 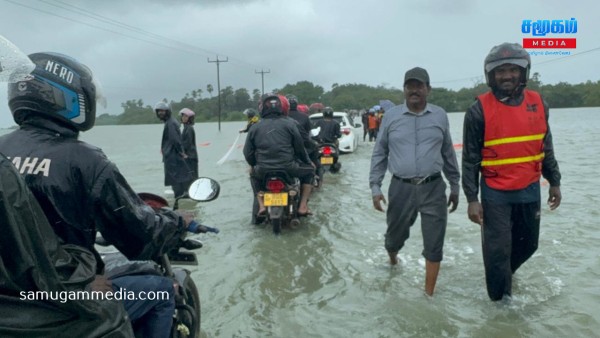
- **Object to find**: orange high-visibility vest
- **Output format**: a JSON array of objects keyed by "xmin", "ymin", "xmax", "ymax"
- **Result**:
[
  {"xmin": 368, "ymin": 115, "xmax": 378, "ymax": 129},
  {"xmin": 479, "ymin": 89, "xmax": 546, "ymax": 190}
]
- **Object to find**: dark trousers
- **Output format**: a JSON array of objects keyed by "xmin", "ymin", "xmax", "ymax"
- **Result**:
[
  {"xmin": 385, "ymin": 177, "xmax": 447, "ymax": 262},
  {"xmin": 481, "ymin": 200, "xmax": 540, "ymax": 300},
  {"xmin": 368, "ymin": 129, "xmax": 378, "ymax": 142},
  {"xmin": 185, "ymin": 158, "xmax": 199, "ymax": 179},
  {"xmin": 111, "ymin": 275, "xmax": 175, "ymax": 338}
]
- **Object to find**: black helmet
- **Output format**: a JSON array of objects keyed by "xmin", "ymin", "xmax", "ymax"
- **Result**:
[
  {"xmin": 323, "ymin": 106, "xmax": 334, "ymax": 118},
  {"xmin": 258, "ymin": 93, "xmax": 289, "ymax": 117},
  {"xmin": 484, "ymin": 42, "xmax": 531, "ymax": 87},
  {"xmin": 242, "ymin": 108, "xmax": 258, "ymax": 118},
  {"xmin": 286, "ymin": 94, "xmax": 298, "ymax": 110},
  {"xmin": 154, "ymin": 101, "xmax": 171, "ymax": 119},
  {"xmin": 8, "ymin": 52, "xmax": 102, "ymax": 131}
]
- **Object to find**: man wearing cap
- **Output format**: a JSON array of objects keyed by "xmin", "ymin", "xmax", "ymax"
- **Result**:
[{"xmin": 369, "ymin": 67, "xmax": 460, "ymax": 296}]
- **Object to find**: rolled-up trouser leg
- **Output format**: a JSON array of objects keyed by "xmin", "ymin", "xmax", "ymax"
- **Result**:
[
  {"xmin": 510, "ymin": 201, "xmax": 541, "ymax": 273},
  {"xmin": 481, "ymin": 200, "xmax": 513, "ymax": 301},
  {"xmin": 385, "ymin": 178, "xmax": 418, "ymax": 253}
]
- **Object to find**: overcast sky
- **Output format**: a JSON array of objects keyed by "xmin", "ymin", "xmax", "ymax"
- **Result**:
[{"xmin": 0, "ymin": 0, "xmax": 598, "ymax": 128}]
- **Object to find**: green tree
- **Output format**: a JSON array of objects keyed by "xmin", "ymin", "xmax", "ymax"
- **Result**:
[
  {"xmin": 279, "ymin": 81, "xmax": 325, "ymax": 105},
  {"xmin": 429, "ymin": 87, "xmax": 459, "ymax": 112},
  {"xmin": 114, "ymin": 78, "xmax": 600, "ymax": 126}
]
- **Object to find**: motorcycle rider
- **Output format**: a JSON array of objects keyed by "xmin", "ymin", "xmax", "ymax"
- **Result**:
[
  {"xmin": 0, "ymin": 52, "xmax": 194, "ymax": 338},
  {"xmin": 315, "ymin": 106, "xmax": 342, "ymax": 145},
  {"xmin": 239, "ymin": 108, "xmax": 259, "ymax": 133},
  {"xmin": 243, "ymin": 93, "xmax": 315, "ymax": 217},
  {"xmin": 155, "ymin": 101, "xmax": 193, "ymax": 198},
  {"xmin": 287, "ymin": 94, "xmax": 320, "ymax": 184},
  {"xmin": 0, "ymin": 153, "xmax": 134, "ymax": 337},
  {"xmin": 315, "ymin": 107, "xmax": 342, "ymax": 173}
]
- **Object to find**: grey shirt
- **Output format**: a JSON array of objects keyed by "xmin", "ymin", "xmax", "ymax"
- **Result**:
[{"xmin": 369, "ymin": 102, "xmax": 460, "ymax": 196}]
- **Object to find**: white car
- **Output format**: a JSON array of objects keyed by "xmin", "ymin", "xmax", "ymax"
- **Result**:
[{"xmin": 309, "ymin": 112, "xmax": 361, "ymax": 153}]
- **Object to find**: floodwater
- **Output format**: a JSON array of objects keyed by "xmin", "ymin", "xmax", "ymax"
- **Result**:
[{"xmin": 2, "ymin": 107, "xmax": 599, "ymax": 337}]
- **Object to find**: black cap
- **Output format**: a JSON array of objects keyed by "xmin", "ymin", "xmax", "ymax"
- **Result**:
[{"xmin": 404, "ymin": 67, "xmax": 430, "ymax": 85}]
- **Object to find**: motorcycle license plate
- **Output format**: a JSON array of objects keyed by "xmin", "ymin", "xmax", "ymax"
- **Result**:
[
  {"xmin": 264, "ymin": 193, "xmax": 288, "ymax": 206},
  {"xmin": 321, "ymin": 157, "xmax": 334, "ymax": 165}
]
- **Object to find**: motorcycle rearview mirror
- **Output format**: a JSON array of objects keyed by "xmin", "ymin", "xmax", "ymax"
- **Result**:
[{"xmin": 187, "ymin": 177, "xmax": 220, "ymax": 202}]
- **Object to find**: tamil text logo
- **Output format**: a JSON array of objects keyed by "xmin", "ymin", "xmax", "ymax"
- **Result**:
[{"xmin": 521, "ymin": 18, "xmax": 577, "ymax": 50}]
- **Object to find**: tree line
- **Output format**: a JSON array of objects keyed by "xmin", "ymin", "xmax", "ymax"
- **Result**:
[{"xmin": 96, "ymin": 74, "xmax": 600, "ymax": 125}]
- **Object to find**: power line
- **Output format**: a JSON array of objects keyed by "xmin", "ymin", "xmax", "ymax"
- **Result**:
[
  {"xmin": 535, "ymin": 46, "xmax": 600, "ymax": 66},
  {"xmin": 38, "ymin": 0, "xmax": 215, "ymax": 56},
  {"xmin": 3, "ymin": 0, "xmax": 266, "ymax": 70},
  {"xmin": 2, "ymin": 0, "xmax": 206, "ymax": 56},
  {"xmin": 38, "ymin": 0, "xmax": 266, "ymax": 70},
  {"xmin": 433, "ymin": 46, "xmax": 600, "ymax": 86}
]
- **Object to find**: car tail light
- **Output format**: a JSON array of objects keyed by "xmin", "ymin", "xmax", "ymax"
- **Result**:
[
  {"xmin": 266, "ymin": 179, "xmax": 285, "ymax": 193},
  {"xmin": 342, "ymin": 128, "xmax": 351, "ymax": 135},
  {"xmin": 323, "ymin": 146, "xmax": 332, "ymax": 155}
]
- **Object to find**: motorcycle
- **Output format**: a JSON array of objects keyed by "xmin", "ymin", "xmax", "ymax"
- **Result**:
[
  {"xmin": 252, "ymin": 170, "xmax": 301, "ymax": 234},
  {"xmin": 96, "ymin": 177, "xmax": 220, "ymax": 338},
  {"xmin": 311, "ymin": 128, "xmax": 341, "ymax": 187}
]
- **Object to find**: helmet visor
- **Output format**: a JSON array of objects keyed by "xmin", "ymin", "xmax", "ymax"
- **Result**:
[
  {"xmin": 485, "ymin": 58, "xmax": 529, "ymax": 73},
  {"xmin": 34, "ymin": 75, "xmax": 82, "ymax": 120}
]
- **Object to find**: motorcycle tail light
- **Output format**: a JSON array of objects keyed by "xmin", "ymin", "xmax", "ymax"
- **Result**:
[
  {"xmin": 323, "ymin": 146, "xmax": 332, "ymax": 155},
  {"xmin": 266, "ymin": 179, "xmax": 285, "ymax": 193}
]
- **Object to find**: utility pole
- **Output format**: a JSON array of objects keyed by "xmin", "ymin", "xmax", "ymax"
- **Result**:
[
  {"xmin": 255, "ymin": 69, "xmax": 270, "ymax": 96},
  {"xmin": 208, "ymin": 56, "xmax": 228, "ymax": 131}
]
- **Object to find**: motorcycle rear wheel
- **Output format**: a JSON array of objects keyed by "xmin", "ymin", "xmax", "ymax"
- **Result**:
[
  {"xmin": 175, "ymin": 278, "xmax": 201, "ymax": 338},
  {"xmin": 186, "ymin": 278, "xmax": 201, "ymax": 337}
]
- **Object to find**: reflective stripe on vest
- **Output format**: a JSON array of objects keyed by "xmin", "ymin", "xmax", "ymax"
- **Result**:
[{"xmin": 479, "ymin": 89, "xmax": 546, "ymax": 190}]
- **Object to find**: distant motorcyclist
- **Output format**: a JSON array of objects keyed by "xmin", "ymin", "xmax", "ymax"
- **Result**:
[
  {"xmin": 239, "ymin": 108, "xmax": 259, "ymax": 133},
  {"xmin": 0, "ymin": 52, "xmax": 194, "ymax": 338},
  {"xmin": 314, "ymin": 107, "xmax": 342, "ymax": 173},
  {"xmin": 287, "ymin": 95, "xmax": 320, "ymax": 174},
  {"xmin": 315, "ymin": 107, "xmax": 342, "ymax": 145},
  {"xmin": 243, "ymin": 93, "xmax": 315, "ymax": 217}
]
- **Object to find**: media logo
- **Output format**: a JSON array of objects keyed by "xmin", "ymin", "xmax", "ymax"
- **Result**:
[{"xmin": 521, "ymin": 18, "xmax": 577, "ymax": 56}]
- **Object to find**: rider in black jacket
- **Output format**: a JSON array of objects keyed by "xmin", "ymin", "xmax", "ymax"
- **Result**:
[
  {"xmin": 243, "ymin": 93, "xmax": 315, "ymax": 216},
  {"xmin": 315, "ymin": 107, "xmax": 342, "ymax": 173},
  {"xmin": 315, "ymin": 107, "xmax": 342, "ymax": 144},
  {"xmin": 287, "ymin": 95, "xmax": 319, "ymax": 169},
  {"xmin": 0, "ymin": 153, "xmax": 134, "ymax": 337},
  {"xmin": 0, "ymin": 52, "xmax": 192, "ymax": 338}
]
